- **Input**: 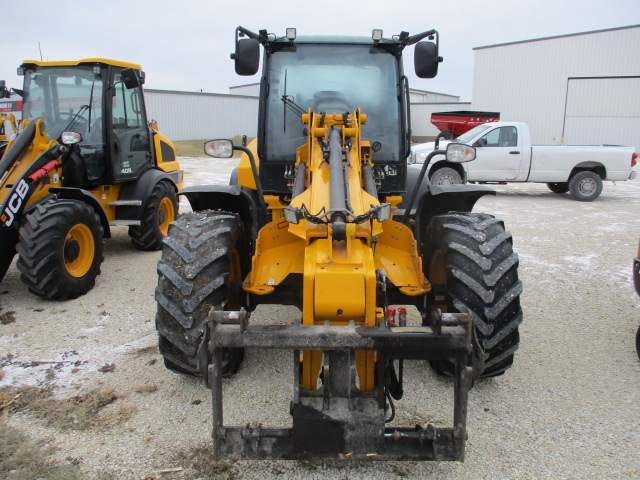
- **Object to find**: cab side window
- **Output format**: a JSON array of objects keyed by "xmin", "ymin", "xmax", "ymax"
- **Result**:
[
  {"xmin": 481, "ymin": 126, "xmax": 518, "ymax": 147},
  {"xmin": 111, "ymin": 72, "xmax": 150, "ymax": 181}
]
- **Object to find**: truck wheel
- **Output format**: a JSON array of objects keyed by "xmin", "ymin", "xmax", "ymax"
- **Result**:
[
  {"xmin": 155, "ymin": 211, "xmax": 245, "ymax": 377},
  {"xmin": 16, "ymin": 199, "xmax": 104, "ymax": 300},
  {"xmin": 430, "ymin": 167, "xmax": 463, "ymax": 185},
  {"xmin": 129, "ymin": 181, "xmax": 178, "ymax": 251},
  {"xmin": 547, "ymin": 182, "xmax": 569, "ymax": 194},
  {"xmin": 422, "ymin": 213, "xmax": 523, "ymax": 378},
  {"xmin": 568, "ymin": 171, "xmax": 602, "ymax": 201}
]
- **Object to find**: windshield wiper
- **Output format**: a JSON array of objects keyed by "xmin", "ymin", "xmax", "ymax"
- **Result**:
[{"xmin": 61, "ymin": 104, "xmax": 90, "ymax": 139}]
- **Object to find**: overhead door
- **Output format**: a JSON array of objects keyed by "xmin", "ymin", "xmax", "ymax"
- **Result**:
[{"xmin": 563, "ymin": 76, "xmax": 640, "ymax": 152}]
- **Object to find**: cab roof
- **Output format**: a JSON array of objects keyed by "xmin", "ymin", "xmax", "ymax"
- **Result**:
[
  {"xmin": 292, "ymin": 35, "xmax": 374, "ymax": 45},
  {"xmin": 20, "ymin": 58, "xmax": 142, "ymax": 70}
]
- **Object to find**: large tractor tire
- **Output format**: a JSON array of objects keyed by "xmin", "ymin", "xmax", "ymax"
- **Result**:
[
  {"xmin": 0, "ymin": 228, "xmax": 18, "ymax": 283},
  {"xmin": 422, "ymin": 212, "xmax": 523, "ymax": 378},
  {"xmin": 155, "ymin": 211, "xmax": 245, "ymax": 377},
  {"xmin": 129, "ymin": 181, "xmax": 178, "ymax": 251},
  {"xmin": 16, "ymin": 199, "xmax": 104, "ymax": 300}
]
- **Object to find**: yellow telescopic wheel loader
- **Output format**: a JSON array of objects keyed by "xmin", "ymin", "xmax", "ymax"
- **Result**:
[
  {"xmin": 0, "ymin": 60, "xmax": 183, "ymax": 299},
  {"xmin": 155, "ymin": 27, "xmax": 523, "ymax": 461}
]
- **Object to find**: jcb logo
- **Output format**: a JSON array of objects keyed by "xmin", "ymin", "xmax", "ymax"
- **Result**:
[{"xmin": 1, "ymin": 179, "xmax": 29, "ymax": 227}]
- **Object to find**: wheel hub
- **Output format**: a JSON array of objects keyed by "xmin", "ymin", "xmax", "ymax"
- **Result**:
[
  {"xmin": 64, "ymin": 239, "xmax": 81, "ymax": 263},
  {"xmin": 579, "ymin": 179, "xmax": 596, "ymax": 195}
]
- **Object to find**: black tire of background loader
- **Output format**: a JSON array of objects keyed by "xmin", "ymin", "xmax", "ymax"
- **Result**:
[
  {"xmin": 423, "ymin": 212, "xmax": 523, "ymax": 378},
  {"xmin": 568, "ymin": 171, "xmax": 603, "ymax": 202},
  {"xmin": 0, "ymin": 228, "xmax": 18, "ymax": 283},
  {"xmin": 16, "ymin": 199, "xmax": 104, "ymax": 300},
  {"xmin": 129, "ymin": 181, "xmax": 178, "ymax": 251},
  {"xmin": 547, "ymin": 182, "xmax": 569, "ymax": 194},
  {"xmin": 155, "ymin": 211, "xmax": 245, "ymax": 377}
]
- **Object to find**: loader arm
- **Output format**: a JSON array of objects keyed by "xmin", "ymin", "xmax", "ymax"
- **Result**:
[{"xmin": 243, "ymin": 110, "xmax": 430, "ymax": 390}]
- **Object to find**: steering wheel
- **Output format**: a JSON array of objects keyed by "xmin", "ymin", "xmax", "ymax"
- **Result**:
[
  {"xmin": 312, "ymin": 91, "xmax": 352, "ymax": 113},
  {"xmin": 58, "ymin": 112, "xmax": 89, "ymax": 126}
]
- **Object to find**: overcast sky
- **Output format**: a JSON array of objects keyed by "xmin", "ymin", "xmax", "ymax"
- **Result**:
[{"xmin": 2, "ymin": 0, "xmax": 639, "ymax": 101}]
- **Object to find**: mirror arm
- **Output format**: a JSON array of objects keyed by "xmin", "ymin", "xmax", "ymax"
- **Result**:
[
  {"xmin": 401, "ymin": 149, "xmax": 445, "ymax": 224},
  {"xmin": 404, "ymin": 29, "xmax": 437, "ymax": 46},
  {"xmin": 233, "ymin": 145, "xmax": 269, "ymax": 218},
  {"xmin": 237, "ymin": 26, "xmax": 261, "ymax": 41}
]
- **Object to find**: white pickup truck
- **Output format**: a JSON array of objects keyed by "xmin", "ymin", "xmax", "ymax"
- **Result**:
[{"xmin": 410, "ymin": 122, "xmax": 638, "ymax": 201}]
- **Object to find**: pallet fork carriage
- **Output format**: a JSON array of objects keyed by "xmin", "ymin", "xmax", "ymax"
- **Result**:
[
  {"xmin": 155, "ymin": 26, "xmax": 523, "ymax": 462},
  {"xmin": 205, "ymin": 308, "xmax": 477, "ymax": 460}
]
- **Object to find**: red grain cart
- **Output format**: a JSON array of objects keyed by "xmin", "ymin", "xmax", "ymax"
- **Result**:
[{"xmin": 431, "ymin": 110, "xmax": 500, "ymax": 138}]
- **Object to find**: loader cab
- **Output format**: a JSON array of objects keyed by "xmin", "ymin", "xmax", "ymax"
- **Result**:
[
  {"xmin": 19, "ymin": 60, "xmax": 152, "ymax": 188},
  {"xmin": 232, "ymin": 27, "xmax": 441, "ymax": 196}
]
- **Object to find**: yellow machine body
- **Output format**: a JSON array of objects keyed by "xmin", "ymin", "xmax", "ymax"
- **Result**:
[{"xmin": 240, "ymin": 110, "xmax": 429, "ymax": 391}]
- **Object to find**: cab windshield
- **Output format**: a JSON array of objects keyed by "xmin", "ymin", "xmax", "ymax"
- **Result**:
[
  {"xmin": 22, "ymin": 66, "xmax": 103, "ymax": 141},
  {"xmin": 263, "ymin": 43, "xmax": 400, "ymax": 163}
]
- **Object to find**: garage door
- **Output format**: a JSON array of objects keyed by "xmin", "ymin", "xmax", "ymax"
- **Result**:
[{"xmin": 563, "ymin": 76, "xmax": 640, "ymax": 152}]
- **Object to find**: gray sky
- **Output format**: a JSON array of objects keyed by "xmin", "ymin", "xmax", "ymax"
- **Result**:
[{"xmin": 2, "ymin": 0, "xmax": 639, "ymax": 101}]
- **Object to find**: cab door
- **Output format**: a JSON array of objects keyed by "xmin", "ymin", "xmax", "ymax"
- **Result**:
[
  {"xmin": 108, "ymin": 70, "xmax": 151, "ymax": 182},
  {"xmin": 466, "ymin": 126, "xmax": 523, "ymax": 181}
]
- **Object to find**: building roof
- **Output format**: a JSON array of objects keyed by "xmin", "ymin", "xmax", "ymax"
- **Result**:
[
  {"xmin": 474, "ymin": 24, "xmax": 640, "ymax": 50},
  {"xmin": 409, "ymin": 87, "xmax": 460, "ymax": 98}
]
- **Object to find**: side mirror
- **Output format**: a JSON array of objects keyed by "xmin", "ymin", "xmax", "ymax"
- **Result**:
[
  {"xmin": 474, "ymin": 137, "xmax": 487, "ymax": 147},
  {"xmin": 414, "ymin": 41, "xmax": 439, "ymax": 79},
  {"xmin": 446, "ymin": 143, "xmax": 476, "ymax": 163},
  {"xmin": 121, "ymin": 68, "xmax": 140, "ymax": 89},
  {"xmin": 204, "ymin": 139, "xmax": 234, "ymax": 158},
  {"xmin": 0, "ymin": 80, "xmax": 10, "ymax": 99},
  {"xmin": 233, "ymin": 38, "xmax": 260, "ymax": 76}
]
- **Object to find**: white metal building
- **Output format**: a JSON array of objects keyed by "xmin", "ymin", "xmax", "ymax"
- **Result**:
[
  {"xmin": 471, "ymin": 24, "xmax": 640, "ymax": 151},
  {"xmin": 144, "ymin": 89, "xmax": 258, "ymax": 141},
  {"xmin": 145, "ymin": 85, "xmax": 461, "ymax": 142}
]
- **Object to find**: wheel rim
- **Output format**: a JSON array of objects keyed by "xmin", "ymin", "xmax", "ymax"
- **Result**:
[
  {"xmin": 436, "ymin": 173, "xmax": 459, "ymax": 185},
  {"xmin": 64, "ymin": 224, "xmax": 95, "ymax": 278},
  {"xmin": 158, "ymin": 197, "xmax": 175, "ymax": 236},
  {"xmin": 578, "ymin": 178, "xmax": 597, "ymax": 196}
]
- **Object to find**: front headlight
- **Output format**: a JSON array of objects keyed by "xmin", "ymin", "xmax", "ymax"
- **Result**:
[{"xmin": 445, "ymin": 143, "xmax": 476, "ymax": 163}]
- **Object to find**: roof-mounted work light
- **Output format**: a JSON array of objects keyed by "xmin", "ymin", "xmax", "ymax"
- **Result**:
[
  {"xmin": 286, "ymin": 28, "xmax": 296, "ymax": 40},
  {"xmin": 372, "ymin": 29, "xmax": 383, "ymax": 41}
]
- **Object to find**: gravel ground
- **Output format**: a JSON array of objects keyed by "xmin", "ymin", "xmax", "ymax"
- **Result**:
[{"xmin": 1, "ymin": 156, "xmax": 639, "ymax": 479}]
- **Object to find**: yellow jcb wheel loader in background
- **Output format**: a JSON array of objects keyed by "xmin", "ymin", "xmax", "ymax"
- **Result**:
[
  {"xmin": 0, "ymin": 110, "xmax": 18, "ymax": 145},
  {"xmin": 0, "ymin": 59, "xmax": 183, "ymax": 299},
  {"xmin": 155, "ymin": 27, "xmax": 523, "ymax": 461}
]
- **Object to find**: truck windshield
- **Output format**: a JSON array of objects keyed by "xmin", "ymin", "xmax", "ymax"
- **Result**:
[
  {"xmin": 22, "ymin": 66, "xmax": 103, "ymax": 141},
  {"xmin": 457, "ymin": 123, "xmax": 494, "ymax": 144},
  {"xmin": 264, "ymin": 43, "xmax": 400, "ymax": 163}
]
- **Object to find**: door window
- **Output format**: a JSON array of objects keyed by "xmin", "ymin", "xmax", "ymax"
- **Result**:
[
  {"xmin": 481, "ymin": 126, "xmax": 518, "ymax": 147},
  {"xmin": 111, "ymin": 73, "xmax": 150, "ymax": 181}
]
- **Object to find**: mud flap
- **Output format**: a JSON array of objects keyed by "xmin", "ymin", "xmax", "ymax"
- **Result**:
[{"xmin": 204, "ymin": 309, "xmax": 475, "ymax": 461}]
